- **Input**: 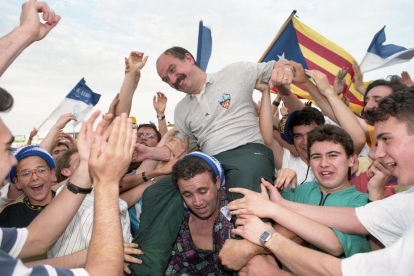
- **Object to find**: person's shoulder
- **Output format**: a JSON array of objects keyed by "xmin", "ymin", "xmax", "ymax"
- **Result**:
[{"xmin": 338, "ymin": 186, "xmax": 369, "ymax": 207}]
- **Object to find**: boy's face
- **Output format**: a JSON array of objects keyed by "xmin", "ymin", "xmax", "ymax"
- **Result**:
[
  {"xmin": 309, "ymin": 140, "xmax": 355, "ymax": 193},
  {"xmin": 14, "ymin": 156, "xmax": 54, "ymax": 205},
  {"xmin": 292, "ymin": 122, "xmax": 318, "ymax": 162},
  {"xmin": 0, "ymin": 119, "xmax": 17, "ymax": 180},
  {"xmin": 375, "ymin": 116, "xmax": 414, "ymax": 186}
]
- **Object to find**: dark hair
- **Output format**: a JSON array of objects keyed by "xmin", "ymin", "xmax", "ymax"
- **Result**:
[
  {"xmin": 137, "ymin": 124, "xmax": 161, "ymax": 142},
  {"xmin": 291, "ymin": 107, "xmax": 325, "ymax": 130},
  {"xmin": 0, "ymin": 87, "xmax": 14, "ymax": 112},
  {"xmin": 172, "ymin": 155, "xmax": 216, "ymax": 184},
  {"xmin": 363, "ymin": 75, "xmax": 407, "ymax": 107},
  {"xmin": 159, "ymin": 46, "xmax": 199, "ymax": 67},
  {"xmin": 55, "ymin": 147, "xmax": 78, "ymax": 183},
  {"xmin": 307, "ymin": 125, "xmax": 354, "ymax": 160},
  {"xmin": 364, "ymin": 87, "xmax": 414, "ymax": 135}
]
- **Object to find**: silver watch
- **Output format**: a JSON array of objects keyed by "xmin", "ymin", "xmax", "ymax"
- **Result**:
[
  {"xmin": 157, "ymin": 114, "xmax": 165, "ymax": 120},
  {"xmin": 259, "ymin": 229, "xmax": 276, "ymax": 247}
]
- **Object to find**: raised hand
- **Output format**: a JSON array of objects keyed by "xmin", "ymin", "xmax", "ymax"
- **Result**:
[
  {"xmin": 19, "ymin": 0, "xmax": 61, "ymax": 43},
  {"xmin": 124, "ymin": 51, "xmax": 148, "ymax": 76},
  {"xmin": 270, "ymin": 63, "xmax": 295, "ymax": 89},
  {"xmin": 333, "ymin": 67, "xmax": 349, "ymax": 95},
  {"xmin": 153, "ymin": 92, "xmax": 167, "ymax": 116},
  {"xmin": 305, "ymin": 69, "xmax": 335, "ymax": 96},
  {"xmin": 89, "ymin": 114, "xmax": 137, "ymax": 185},
  {"xmin": 401, "ymin": 71, "xmax": 414, "ymax": 87},
  {"xmin": 55, "ymin": 113, "xmax": 77, "ymax": 130}
]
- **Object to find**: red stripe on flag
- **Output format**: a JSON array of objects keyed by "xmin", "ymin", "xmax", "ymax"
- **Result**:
[
  {"xmin": 304, "ymin": 58, "xmax": 363, "ymax": 108},
  {"xmin": 295, "ymin": 29, "xmax": 353, "ymax": 70}
]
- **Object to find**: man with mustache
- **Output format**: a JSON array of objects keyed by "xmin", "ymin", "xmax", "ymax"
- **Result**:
[{"xmin": 129, "ymin": 46, "xmax": 295, "ymax": 275}]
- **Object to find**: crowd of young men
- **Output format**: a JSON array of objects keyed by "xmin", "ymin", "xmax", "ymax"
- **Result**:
[{"xmin": 1, "ymin": 1, "xmax": 413, "ymax": 275}]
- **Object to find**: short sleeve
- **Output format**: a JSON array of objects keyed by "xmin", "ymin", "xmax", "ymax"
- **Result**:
[{"xmin": 330, "ymin": 227, "xmax": 370, "ymax": 257}]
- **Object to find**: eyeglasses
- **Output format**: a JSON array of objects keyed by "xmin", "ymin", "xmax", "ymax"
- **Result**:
[
  {"xmin": 17, "ymin": 166, "xmax": 50, "ymax": 181},
  {"xmin": 137, "ymin": 133, "xmax": 156, "ymax": 139}
]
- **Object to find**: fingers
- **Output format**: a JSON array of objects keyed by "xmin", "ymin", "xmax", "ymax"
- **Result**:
[{"xmin": 228, "ymin": 187, "xmax": 250, "ymax": 196}]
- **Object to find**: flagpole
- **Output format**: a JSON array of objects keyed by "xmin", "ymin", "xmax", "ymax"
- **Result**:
[
  {"xmin": 36, "ymin": 102, "xmax": 63, "ymax": 131},
  {"xmin": 258, "ymin": 10, "xmax": 297, "ymax": 62}
]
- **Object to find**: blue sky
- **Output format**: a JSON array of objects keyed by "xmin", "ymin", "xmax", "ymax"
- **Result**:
[{"xmin": 1, "ymin": 0, "xmax": 413, "ymax": 135}]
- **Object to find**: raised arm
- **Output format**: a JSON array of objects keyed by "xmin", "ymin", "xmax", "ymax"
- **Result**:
[
  {"xmin": 289, "ymin": 61, "xmax": 338, "ymax": 123},
  {"xmin": 256, "ymin": 76, "xmax": 284, "ymax": 169},
  {"xmin": 40, "ymin": 113, "xmax": 77, "ymax": 153},
  {"xmin": 26, "ymin": 127, "xmax": 38, "ymax": 145},
  {"xmin": 306, "ymin": 70, "xmax": 366, "ymax": 154},
  {"xmin": 116, "ymin": 51, "xmax": 148, "ymax": 116},
  {"xmin": 153, "ymin": 92, "xmax": 168, "ymax": 137},
  {"xmin": 19, "ymin": 110, "xmax": 106, "ymax": 259},
  {"xmin": 0, "ymin": 0, "xmax": 60, "ymax": 77},
  {"xmin": 85, "ymin": 113, "xmax": 137, "ymax": 275},
  {"xmin": 353, "ymin": 61, "xmax": 367, "ymax": 95}
]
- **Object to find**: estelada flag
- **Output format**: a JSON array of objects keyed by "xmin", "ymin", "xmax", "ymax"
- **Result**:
[{"xmin": 259, "ymin": 12, "xmax": 364, "ymax": 114}]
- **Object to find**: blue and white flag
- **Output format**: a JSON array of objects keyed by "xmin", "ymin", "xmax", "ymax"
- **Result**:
[
  {"xmin": 360, "ymin": 26, "xmax": 414, "ymax": 73},
  {"xmin": 48, "ymin": 78, "xmax": 101, "ymax": 127},
  {"xmin": 196, "ymin": 20, "xmax": 212, "ymax": 72}
]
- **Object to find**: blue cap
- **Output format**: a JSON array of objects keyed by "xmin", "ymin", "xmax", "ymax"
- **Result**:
[{"xmin": 9, "ymin": 145, "xmax": 55, "ymax": 184}]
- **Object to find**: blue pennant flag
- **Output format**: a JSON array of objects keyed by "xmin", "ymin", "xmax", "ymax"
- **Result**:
[
  {"xmin": 196, "ymin": 20, "xmax": 212, "ymax": 72},
  {"xmin": 48, "ymin": 78, "xmax": 101, "ymax": 127},
  {"xmin": 360, "ymin": 26, "xmax": 414, "ymax": 73}
]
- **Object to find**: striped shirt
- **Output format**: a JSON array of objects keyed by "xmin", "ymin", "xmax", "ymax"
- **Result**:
[{"xmin": 0, "ymin": 227, "xmax": 88, "ymax": 275}]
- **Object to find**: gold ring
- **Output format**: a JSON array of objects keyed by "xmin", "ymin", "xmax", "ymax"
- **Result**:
[{"xmin": 283, "ymin": 77, "xmax": 288, "ymax": 80}]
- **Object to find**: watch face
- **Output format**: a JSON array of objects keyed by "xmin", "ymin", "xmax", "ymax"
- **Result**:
[{"xmin": 261, "ymin": 231, "xmax": 270, "ymax": 241}]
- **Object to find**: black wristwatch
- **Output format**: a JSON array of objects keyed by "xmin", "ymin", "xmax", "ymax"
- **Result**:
[
  {"xmin": 66, "ymin": 180, "xmax": 93, "ymax": 194},
  {"xmin": 142, "ymin": 172, "xmax": 148, "ymax": 182},
  {"xmin": 157, "ymin": 114, "xmax": 165, "ymax": 120}
]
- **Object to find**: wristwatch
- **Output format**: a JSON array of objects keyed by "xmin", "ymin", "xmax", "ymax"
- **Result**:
[
  {"xmin": 260, "ymin": 229, "xmax": 276, "ymax": 247},
  {"xmin": 157, "ymin": 114, "xmax": 165, "ymax": 120},
  {"xmin": 66, "ymin": 180, "xmax": 93, "ymax": 194},
  {"xmin": 142, "ymin": 172, "xmax": 148, "ymax": 182}
]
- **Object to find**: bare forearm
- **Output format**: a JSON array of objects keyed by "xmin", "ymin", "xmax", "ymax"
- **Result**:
[
  {"xmin": 325, "ymin": 92, "xmax": 366, "ymax": 154},
  {"xmin": 280, "ymin": 199, "xmax": 368, "ymax": 235},
  {"xmin": 267, "ymin": 233, "xmax": 343, "ymax": 276},
  {"xmin": 303, "ymin": 82, "xmax": 339, "ymax": 123},
  {"xmin": 270, "ymin": 204, "xmax": 344, "ymax": 256},
  {"xmin": 25, "ymin": 249, "xmax": 87, "ymax": 268},
  {"xmin": 0, "ymin": 27, "xmax": 34, "ymax": 77},
  {"xmin": 148, "ymin": 146, "xmax": 171, "ymax": 161},
  {"xmin": 116, "ymin": 72, "xmax": 140, "ymax": 116},
  {"xmin": 85, "ymin": 184, "xmax": 123, "ymax": 275},
  {"xmin": 259, "ymin": 89, "xmax": 276, "ymax": 146},
  {"xmin": 40, "ymin": 126, "xmax": 60, "ymax": 153},
  {"xmin": 277, "ymin": 86, "xmax": 305, "ymax": 111},
  {"xmin": 157, "ymin": 117, "xmax": 168, "ymax": 138}
]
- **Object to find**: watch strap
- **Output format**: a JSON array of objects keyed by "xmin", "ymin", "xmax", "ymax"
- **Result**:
[
  {"xmin": 260, "ymin": 229, "xmax": 276, "ymax": 247},
  {"xmin": 157, "ymin": 114, "xmax": 166, "ymax": 120},
  {"xmin": 142, "ymin": 172, "xmax": 148, "ymax": 182},
  {"xmin": 66, "ymin": 180, "xmax": 93, "ymax": 194}
]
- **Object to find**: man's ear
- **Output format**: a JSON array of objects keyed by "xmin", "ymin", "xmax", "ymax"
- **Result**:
[
  {"xmin": 184, "ymin": 53, "xmax": 195, "ymax": 64},
  {"xmin": 215, "ymin": 175, "xmax": 221, "ymax": 190},
  {"xmin": 348, "ymin": 154, "xmax": 357, "ymax": 168},
  {"xmin": 61, "ymin": 168, "xmax": 71, "ymax": 177},
  {"xmin": 13, "ymin": 178, "xmax": 23, "ymax": 191}
]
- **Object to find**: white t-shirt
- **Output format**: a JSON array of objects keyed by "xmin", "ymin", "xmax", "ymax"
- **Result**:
[
  {"xmin": 341, "ymin": 188, "xmax": 414, "ymax": 275},
  {"xmin": 281, "ymin": 148, "xmax": 314, "ymax": 186}
]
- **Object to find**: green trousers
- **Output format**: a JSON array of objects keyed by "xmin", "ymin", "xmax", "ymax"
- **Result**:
[{"xmin": 129, "ymin": 143, "xmax": 275, "ymax": 276}]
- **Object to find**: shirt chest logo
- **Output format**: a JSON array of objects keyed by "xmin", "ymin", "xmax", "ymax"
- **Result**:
[{"xmin": 218, "ymin": 93, "xmax": 231, "ymax": 109}]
